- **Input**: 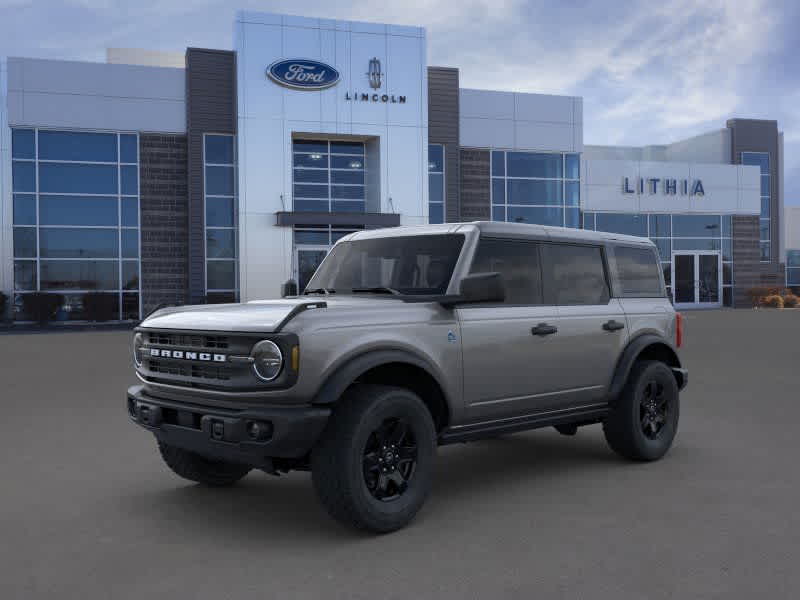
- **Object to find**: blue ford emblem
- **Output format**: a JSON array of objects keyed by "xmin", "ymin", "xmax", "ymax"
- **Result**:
[{"xmin": 267, "ymin": 59, "xmax": 340, "ymax": 90}]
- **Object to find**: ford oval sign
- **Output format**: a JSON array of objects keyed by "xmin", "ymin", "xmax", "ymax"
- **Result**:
[{"xmin": 267, "ymin": 59, "xmax": 340, "ymax": 90}]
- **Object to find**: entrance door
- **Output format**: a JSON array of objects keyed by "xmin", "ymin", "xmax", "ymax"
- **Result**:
[
  {"xmin": 671, "ymin": 251, "xmax": 721, "ymax": 308},
  {"xmin": 296, "ymin": 247, "xmax": 328, "ymax": 292}
]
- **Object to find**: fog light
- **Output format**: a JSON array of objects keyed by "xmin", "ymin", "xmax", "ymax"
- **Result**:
[{"xmin": 245, "ymin": 420, "xmax": 273, "ymax": 441}]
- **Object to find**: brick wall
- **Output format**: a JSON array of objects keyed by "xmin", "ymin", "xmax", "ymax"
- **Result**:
[
  {"xmin": 139, "ymin": 133, "xmax": 189, "ymax": 316},
  {"xmin": 459, "ymin": 149, "xmax": 490, "ymax": 221},
  {"xmin": 732, "ymin": 215, "xmax": 787, "ymax": 307}
]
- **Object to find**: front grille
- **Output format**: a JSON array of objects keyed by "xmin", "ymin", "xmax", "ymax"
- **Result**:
[
  {"xmin": 146, "ymin": 332, "xmax": 230, "ymax": 350},
  {"xmin": 148, "ymin": 359, "xmax": 232, "ymax": 381}
]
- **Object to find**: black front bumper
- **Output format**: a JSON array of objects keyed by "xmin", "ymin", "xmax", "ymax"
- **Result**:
[{"xmin": 127, "ymin": 385, "xmax": 330, "ymax": 467}]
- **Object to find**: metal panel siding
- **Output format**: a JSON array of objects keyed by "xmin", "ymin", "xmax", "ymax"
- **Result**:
[
  {"xmin": 427, "ymin": 67, "xmax": 460, "ymax": 223},
  {"xmin": 186, "ymin": 49, "xmax": 237, "ymax": 304}
]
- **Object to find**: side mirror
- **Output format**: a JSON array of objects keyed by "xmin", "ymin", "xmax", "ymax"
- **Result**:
[
  {"xmin": 458, "ymin": 272, "xmax": 505, "ymax": 304},
  {"xmin": 281, "ymin": 279, "xmax": 298, "ymax": 298}
]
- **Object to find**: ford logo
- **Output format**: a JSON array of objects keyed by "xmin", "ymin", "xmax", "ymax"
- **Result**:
[{"xmin": 267, "ymin": 59, "xmax": 340, "ymax": 90}]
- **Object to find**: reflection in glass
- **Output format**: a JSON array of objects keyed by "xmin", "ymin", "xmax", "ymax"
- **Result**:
[
  {"xmin": 40, "ymin": 195, "xmax": 118, "ymax": 226},
  {"xmin": 13, "ymin": 228, "xmax": 37, "ymax": 258},
  {"xmin": 12, "ymin": 129, "xmax": 35, "ymax": 159},
  {"xmin": 12, "ymin": 161, "xmax": 36, "ymax": 192},
  {"xmin": 14, "ymin": 261, "xmax": 37, "ymax": 291},
  {"xmin": 206, "ymin": 197, "xmax": 235, "ymax": 227},
  {"xmin": 205, "ymin": 166, "xmax": 235, "ymax": 195},
  {"xmin": 207, "ymin": 260, "xmax": 236, "ymax": 290},
  {"xmin": 507, "ymin": 152, "xmax": 562, "ymax": 178},
  {"xmin": 40, "ymin": 261, "xmax": 118, "ymax": 290},
  {"xmin": 13, "ymin": 194, "xmax": 36, "ymax": 225},
  {"xmin": 39, "ymin": 163, "xmax": 118, "ymax": 194},
  {"xmin": 39, "ymin": 228, "xmax": 118, "ymax": 258},
  {"xmin": 204, "ymin": 135, "xmax": 234, "ymax": 164},
  {"xmin": 206, "ymin": 229, "xmax": 236, "ymax": 259},
  {"xmin": 507, "ymin": 179, "xmax": 562, "ymax": 206},
  {"xmin": 38, "ymin": 130, "xmax": 117, "ymax": 162}
]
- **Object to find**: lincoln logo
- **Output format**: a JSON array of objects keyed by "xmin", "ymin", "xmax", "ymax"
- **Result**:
[
  {"xmin": 266, "ymin": 59, "xmax": 341, "ymax": 90},
  {"xmin": 149, "ymin": 348, "xmax": 227, "ymax": 362},
  {"xmin": 367, "ymin": 57, "xmax": 382, "ymax": 89}
]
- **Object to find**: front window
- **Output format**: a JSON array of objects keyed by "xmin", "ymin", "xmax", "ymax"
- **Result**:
[
  {"xmin": 306, "ymin": 234, "xmax": 465, "ymax": 295},
  {"xmin": 11, "ymin": 128, "xmax": 141, "ymax": 321},
  {"xmin": 490, "ymin": 150, "xmax": 580, "ymax": 228},
  {"xmin": 741, "ymin": 152, "xmax": 770, "ymax": 261}
]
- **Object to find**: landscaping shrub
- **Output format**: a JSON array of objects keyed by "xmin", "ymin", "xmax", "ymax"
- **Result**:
[
  {"xmin": 82, "ymin": 292, "xmax": 118, "ymax": 321},
  {"xmin": 22, "ymin": 293, "xmax": 65, "ymax": 324},
  {"xmin": 746, "ymin": 287, "xmax": 770, "ymax": 307},
  {"xmin": 782, "ymin": 294, "xmax": 799, "ymax": 308},
  {"xmin": 762, "ymin": 295, "xmax": 784, "ymax": 309}
]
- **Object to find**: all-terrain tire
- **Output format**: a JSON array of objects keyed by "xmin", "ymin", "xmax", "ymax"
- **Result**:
[
  {"xmin": 311, "ymin": 384, "xmax": 437, "ymax": 533},
  {"xmin": 158, "ymin": 442, "xmax": 252, "ymax": 486},
  {"xmin": 603, "ymin": 360, "xmax": 680, "ymax": 461}
]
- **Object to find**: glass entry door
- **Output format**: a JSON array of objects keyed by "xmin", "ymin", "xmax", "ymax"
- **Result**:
[
  {"xmin": 672, "ymin": 251, "xmax": 721, "ymax": 308},
  {"xmin": 296, "ymin": 248, "xmax": 328, "ymax": 293}
]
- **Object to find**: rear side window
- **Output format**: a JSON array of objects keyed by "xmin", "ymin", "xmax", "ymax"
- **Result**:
[
  {"xmin": 469, "ymin": 238, "xmax": 542, "ymax": 304},
  {"xmin": 540, "ymin": 243, "xmax": 610, "ymax": 305},
  {"xmin": 614, "ymin": 246, "xmax": 664, "ymax": 297}
]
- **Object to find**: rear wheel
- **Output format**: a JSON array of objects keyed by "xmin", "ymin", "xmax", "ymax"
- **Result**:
[
  {"xmin": 603, "ymin": 360, "xmax": 680, "ymax": 461},
  {"xmin": 311, "ymin": 384, "xmax": 437, "ymax": 533},
  {"xmin": 157, "ymin": 442, "xmax": 252, "ymax": 486}
]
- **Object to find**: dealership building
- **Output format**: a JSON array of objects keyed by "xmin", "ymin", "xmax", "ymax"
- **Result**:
[{"xmin": 0, "ymin": 10, "xmax": 793, "ymax": 321}]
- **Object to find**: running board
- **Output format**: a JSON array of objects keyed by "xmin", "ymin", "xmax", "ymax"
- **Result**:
[{"xmin": 438, "ymin": 405, "xmax": 609, "ymax": 445}]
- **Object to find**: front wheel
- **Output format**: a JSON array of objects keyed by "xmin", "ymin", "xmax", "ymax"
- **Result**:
[
  {"xmin": 311, "ymin": 384, "xmax": 437, "ymax": 533},
  {"xmin": 603, "ymin": 360, "xmax": 680, "ymax": 461}
]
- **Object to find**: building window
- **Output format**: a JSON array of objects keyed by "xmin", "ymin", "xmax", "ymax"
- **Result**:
[
  {"xmin": 292, "ymin": 225, "xmax": 364, "ymax": 291},
  {"xmin": 204, "ymin": 134, "xmax": 238, "ymax": 302},
  {"xmin": 490, "ymin": 150, "xmax": 580, "ymax": 228},
  {"xmin": 429, "ymin": 144, "xmax": 445, "ymax": 224},
  {"xmin": 742, "ymin": 152, "xmax": 770, "ymax": 261},
  {"xmin": 292, "ymin": 140, "xmax": 365, "ymax": 213},
  {"xmin": 11, "ymin": 128, "xmax": 141, "ymax": 321},
  {"xmin": 787, "ymin": 250, "xmax": 800, "ymax": 289},
  {"xmin": 584, "ymin": 212, "xmax": 734, "ymax": 306}
]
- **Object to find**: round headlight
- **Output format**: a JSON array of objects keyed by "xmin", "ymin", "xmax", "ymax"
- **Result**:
[
  {"xmin": 251, "ymin": 340, "xmax": 283, "ymax": 381},
  {"xmin": 133, "ymin": 333, "xmax": 144, "ymax": 368}
]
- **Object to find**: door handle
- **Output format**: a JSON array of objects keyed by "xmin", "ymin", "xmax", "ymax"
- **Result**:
[
  {"xmin": 531, "ymin": 323, "xmax": 558, "ymax": 336},
  {"xmin": 602, "ymin": 319, "xmax": 625, "ymax": 332}
]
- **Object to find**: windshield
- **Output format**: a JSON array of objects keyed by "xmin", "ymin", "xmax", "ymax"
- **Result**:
[{"xmin": 305, "ymin": 234, "xmax": 465, "ymax": 295}]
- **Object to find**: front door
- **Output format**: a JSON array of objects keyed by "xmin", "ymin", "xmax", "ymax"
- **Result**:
[
  {"xmin": 296, "ymin": 247, "xmax": 328, "ymax": 292},
  {"xmin": 672, "ymin": 251, "xmax": 721, "ymax": 308}
]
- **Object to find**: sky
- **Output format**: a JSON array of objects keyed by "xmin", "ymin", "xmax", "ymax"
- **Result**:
[{"xmin": 2, "ymin": 0, "xmax": 798, "ymax": 204}]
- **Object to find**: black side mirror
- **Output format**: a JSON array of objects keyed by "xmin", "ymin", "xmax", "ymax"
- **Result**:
[
  {"xmin": 458, "ymin": 272, "xmax": 505, "ymax": 304},
  {"xmin": 281, "ymin": 279, "xmax": 298, "ymax": 298}
]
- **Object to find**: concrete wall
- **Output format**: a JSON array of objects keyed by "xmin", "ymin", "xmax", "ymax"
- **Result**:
[
  {"xmin": 235, "ymin": 11, "xmax": 429, "ymax": 301},
  {"xmin": 459, "ymin": 89, "xmax": 582, "ymax": 152},
  {"xmin": 6, "ymin": 57, "xmax": 185, "ymax": 133},
  {"xmin": 785, "ymin": 206, "xmax": 800, "ymax": 250},
  {"xmin": 582, "ymin": 158, "xmax": 761, "ymax": 215},
  {"xmin": 585, "ymin": 130, "xmax": 731, "ymax": 165},
  {"xmin": 106, "ymin": 48, "xmax": 186, "ymax": 69}
]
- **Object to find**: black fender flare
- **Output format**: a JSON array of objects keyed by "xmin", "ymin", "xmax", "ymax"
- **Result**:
[
  {"xmin": 607, "ymin": 334, "xmax": 684, "ymax": 402},
  {"xmin": 311, "ymin": 348, "xmax": 449, "ymax": 411}
]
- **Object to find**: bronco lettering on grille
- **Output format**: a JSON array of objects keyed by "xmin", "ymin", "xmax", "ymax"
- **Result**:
[{"xmin": 149, "ymin": 348, "xmax": 226, "ymax": 362}]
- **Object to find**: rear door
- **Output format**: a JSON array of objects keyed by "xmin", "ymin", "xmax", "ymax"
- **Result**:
[
  {"xmin": 538, "ymin": 242, "xmax": 628, "ymax": 408},
  {"xmin": 457, "ymin": 237, "xmax": 562, "ymax": 421}
]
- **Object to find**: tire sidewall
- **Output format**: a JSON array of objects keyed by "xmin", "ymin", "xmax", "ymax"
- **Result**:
[
  {"xmin": 343, "ymin": 389, "xmax": 436, "ymax": 528},
  {"xmin": 625, "ymin": 362, "xmax": 680, "ymax": 460}
]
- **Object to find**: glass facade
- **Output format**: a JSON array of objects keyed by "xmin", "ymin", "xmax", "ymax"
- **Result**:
[
  {"xmin": 787, "ymin": 250, "xmax": 800, "ymax": 287},
  {"xmin": 742, "ymin": 152, "xmax": 770, "ymax": 261},
  {"xmin": 204, "ymin": 134, "xmax": 238, "ymax": 299},
  {"xmin": 428, "ymin": 144, "xmax": 444, "ymax": 224},
  {"xmin": 584, "ymin": 212, "xmax": 733, "ymax": 306},
  {"xmin": 491, "ymin": 150, "xmax": 580, "ymax": 228},
  {"xmin": 292, "ymin": 140, "xmax": 365, "ymax": 213},
  {"xmin": 11, "ymin": 128, "xmax": 140, "ymax": 320}
]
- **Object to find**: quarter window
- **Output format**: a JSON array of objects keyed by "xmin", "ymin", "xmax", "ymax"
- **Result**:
[
  {"xmin": 469, "ymin": 238, "xmax": 542, "ymax": 305},
  {"xmin": 614, "ymin": 246, "xmax": 664, "ymax": 297},
  {"xmin": 540, "ymin": 244, "xmax": 610, "ymax": 306}
]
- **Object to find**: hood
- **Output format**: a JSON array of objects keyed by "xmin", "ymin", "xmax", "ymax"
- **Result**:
[{"xmin": 140, "ymin": 298, "xmax": 323, "ymax": 333}]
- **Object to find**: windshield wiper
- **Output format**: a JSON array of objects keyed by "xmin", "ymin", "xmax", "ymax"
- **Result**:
[
  {"xmin": 351, "ymin": 286, "xmax": 401, "ymax": 295},
  {"xmin": 304, "ymin": 287, "xmax": 335, "ymax": 295}
]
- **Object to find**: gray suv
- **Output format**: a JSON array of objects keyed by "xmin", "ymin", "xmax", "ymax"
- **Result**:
[{"xmin": 127, "ymin": 222, "xmax": 687, "ymax": 532}]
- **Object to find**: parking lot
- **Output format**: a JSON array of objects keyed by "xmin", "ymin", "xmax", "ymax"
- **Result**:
[{"xmin": 1, "ymin": 309, "xmax": 799, "ymax": 599}]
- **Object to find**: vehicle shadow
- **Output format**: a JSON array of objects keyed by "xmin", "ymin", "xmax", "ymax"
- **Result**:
[{"xmin": 118, "ymin": 429, "xmax": 643, "ymax": 542}]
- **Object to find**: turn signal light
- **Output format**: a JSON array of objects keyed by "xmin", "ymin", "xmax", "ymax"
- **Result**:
[
  {"xmin": 675, "ymin": 312, "xmax": 683, "ymax": 348},
  {"xmin": 291, "ymin": 345, "xmax": 300, "ymax": 372}
]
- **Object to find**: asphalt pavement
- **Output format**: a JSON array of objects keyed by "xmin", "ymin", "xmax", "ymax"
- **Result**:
[{"xmin": 1, "ymin": 309, "xmax": 799, "ymax": 599}]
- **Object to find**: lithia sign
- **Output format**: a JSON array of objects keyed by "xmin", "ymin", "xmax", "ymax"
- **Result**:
[
  {"xmin": 623, "ymin": 177, "xmax": 705, "ymax": 196},
  {"xmin": 267, "ymin": 57, "xmax": 406, "ymax": 103}
]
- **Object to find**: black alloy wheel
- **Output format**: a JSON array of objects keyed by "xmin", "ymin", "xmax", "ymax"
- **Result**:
[
  {"xmin": 639, "ymin": 379, "xmax": 669, "ymax": 440},
  {"xmin": 362, "ymin": 418, "xmax": 418, "ymax": 501}
]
